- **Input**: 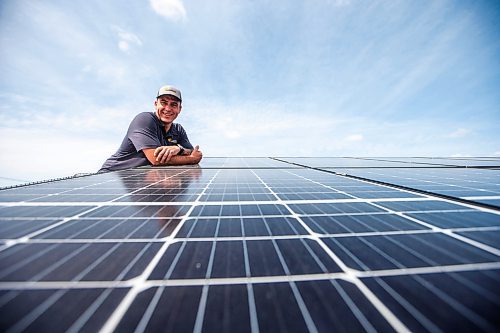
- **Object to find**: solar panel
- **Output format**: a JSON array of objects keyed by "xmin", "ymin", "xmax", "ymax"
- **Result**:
[{"xmin": 1, "ymin": 157, "xmax": 499, "ymax": 332}]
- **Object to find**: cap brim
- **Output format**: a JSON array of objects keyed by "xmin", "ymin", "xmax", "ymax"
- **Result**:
[{"xmin": 157, "ymin": 93, "xmax": 181, "ymax": 101}]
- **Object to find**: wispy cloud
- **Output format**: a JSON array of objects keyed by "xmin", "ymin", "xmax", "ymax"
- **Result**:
[
  {"xmin": 0, "ymin": 127, "xmax": 116, "ymax": 180},
  {"xmin": 344, "ymin": 134, "xmax": 364, "ymax": 142},
  {"xmin": 150, "ymin": 0, "xmax": 187, "ymax": 22},
  {"xmin": 111, "ymin": 26, "xmax": 143, "ymax": 52},
  {"xmin": 445, "ymin": 128, "xmax": 470, "ymax": 138},
  {"xmin": 0, "ymin": 95, "xmax": 146, "ymax": 135}
]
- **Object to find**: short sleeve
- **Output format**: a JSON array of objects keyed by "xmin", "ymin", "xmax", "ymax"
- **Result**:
[
  {"xmin": 176, "ymin": 124, "xmax": 194, "ymax": 150},
  {"xmin": 127, "ymin": 113, "xmax": 162, "ymax": 152}
]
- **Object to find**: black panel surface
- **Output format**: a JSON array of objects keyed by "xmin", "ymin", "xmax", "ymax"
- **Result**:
[{"xmin": 1, "ymin": 157, "xmax": 499, "ymax": 332}]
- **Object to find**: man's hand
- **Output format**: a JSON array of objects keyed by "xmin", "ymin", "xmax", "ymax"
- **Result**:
[
  {"xmin": 190, "ymin": 145, "xmax": 203, "ymax": 163},
  {"xmin": 154, "ymin": 145, "xmax": 180, "ymax": 164}
]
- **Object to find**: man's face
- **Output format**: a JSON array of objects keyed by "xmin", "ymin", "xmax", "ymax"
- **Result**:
[{"xmin": 155, "ymin": 95, "xmax": 182, "ymax": 125}]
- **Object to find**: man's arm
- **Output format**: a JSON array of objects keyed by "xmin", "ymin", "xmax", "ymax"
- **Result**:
[{"xmin": 143, "ymin": 145, "xmax": 203, "ymax": 166}]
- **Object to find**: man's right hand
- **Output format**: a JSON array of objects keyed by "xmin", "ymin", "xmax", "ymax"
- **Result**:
[{"xmin": 153, "ymin": 145, "xmax": 180, "ymax": 164}]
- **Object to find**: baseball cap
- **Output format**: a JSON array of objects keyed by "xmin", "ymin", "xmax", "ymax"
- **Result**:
[{"xmin": 157, "ymin": 85, "xmax": 182, "ymax": 101}]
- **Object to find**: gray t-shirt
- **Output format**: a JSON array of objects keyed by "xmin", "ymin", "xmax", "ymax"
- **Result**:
[{"xmin": 99, "ymin": 112, "xmax": 193, "ymax": 172}]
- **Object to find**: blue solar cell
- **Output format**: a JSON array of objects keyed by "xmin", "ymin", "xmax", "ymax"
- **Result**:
[
  {"xmin": 457, "ymin": 230, "xmax": 500, "ymax": 250},
  {"xmin": 0, "ymin": 288, "xmax": 128, "ymax": 332},
  {"xmin": 407, "ymin": 211, "xmax": 500, "ymax": 229},
  {"xmin": 1, "ymin": 157, "xmax": 499, "ymax": 332},
  {"xmin": 289, "ymin": 202, "xmax": 385, "ymax": 215},
  {"xmin": 323, "ymin": 233, "xmax": 498, "ymax": 271},
  {"xmin": 302, "ymin": 213, "xmax": 429, "ymax": 234},
  {"xmin": 362, "ymin": 270, "xmax": 500, "ymax": 332}
]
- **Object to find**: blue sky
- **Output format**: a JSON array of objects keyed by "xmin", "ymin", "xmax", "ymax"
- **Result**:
[{"xmin": 1, "ymin": 0, "xmax": 499, "ymax": 185}]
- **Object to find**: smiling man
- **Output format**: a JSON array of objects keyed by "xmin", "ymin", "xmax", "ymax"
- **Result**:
[{"xmin": 99, "ymin": 85, "xmax": 202, "ymax": 172}]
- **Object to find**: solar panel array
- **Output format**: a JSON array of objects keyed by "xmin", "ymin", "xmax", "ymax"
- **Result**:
[{"xmin": 1, "ymin": 157, "xmax": 499, "ymax": 332}]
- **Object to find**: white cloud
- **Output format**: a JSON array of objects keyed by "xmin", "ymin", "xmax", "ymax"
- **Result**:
[
  {"xmin": 344, "ymin": 134, "xmax": 364, "ymax": 142},
  {"xmin": 0, "ymin": 128, "xmax": 115, "ymax": 182},
  {"xmin": 182, "ymin": 100, "xmax": 363, "ymax": 156},
  {"xmin": 446, "ymin": 128, "xmax": 470, "ymax": 138},
  {"xmin": 150, "ymin": 0, "xmax": 187, "ymax": 22},
  {"xmin": 0, "ymin": 97, "xmax": 147, "ymax": 135},
  {"xmin": 118, "ymin": 41, "xmax": 130, "ymax": 52},
  {"xmin": 111, "ymin": 26, "xmax": 142, "ymax": 53}
]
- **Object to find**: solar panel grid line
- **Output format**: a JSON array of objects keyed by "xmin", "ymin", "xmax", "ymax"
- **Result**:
[
  {"xmin": 410, "ymin": 275, "xmax": 491, "ymax": 331},
  {"xmin": 355, "ymin": 261, "xmax": 500, "ymax": 278},
  {"xmin": 99, "ymin": 169, "xmax": 221, "ymax": 333},
  {"xmin": 266, "ymin": 163, "xmax": 496, "ymax": 330},
  {"xmin": 135, "ymin": 286, "xmax": 172, "ymax": 333},
  {"xmin": 440, "ymin": 230, "xmax": 500, "ymax": 257},
  {"xmin": 249, "ymin": 169, "xmax": 411, "ymax": 332},
  {"xmin": 275, "ymin": 168, "xmax": 499, "ymax": 259},
  {"xmin": 370, "ymin": 234, "xmax": 446, "ymax": 269},
  {"xmin": 191, "ymin": 219, "xmax": 219, "ymax": 332},
  {"xmin": 363, "ymin": 170, "xmax": 497, "ymax": 194},
  {"xmin": 282, "ymin": 168, "xmax": 424, "ymax": 205},
  {"xmin": 462, "ymin": 195, "xmax": 500, "ymax": 200},
  {"xmin": 348, "ymin": 276, "xmax": 411, "ymax": 333},
  {"xmin": 1, "ymin": 260, "xmax": 499, "ymax": 290},
  {"xmin": 44, "ymin": 196, "xmax": 445, "ymax": 205},
  {"xmin": 0, "ymin": 168, "xmax": 156, "ymax": 202},
  {"xmin": 451, "ymin": 225, "xmax": 500, "ymax": 233},
  {"xmin": 306, "ymin": 169, "xmax": 500, "ymax": 249},
  {"xmin": 328, "ymin": 279, "xmax": 379, "ymax": 333},
  {"xmin": 331, "ymin": 169, "xmax": 500, "ymax": 209},
  {"xmin": 276, "ymin": 158, "xmax": 500, "ymax": 211},
  {"xmin": 65, "ymin": 288, "xmax": 117, "ymax": 333},
  {"xmin": 3, "ymin": 233, "xmax": 494, "ymax": 286},
  {"xmin": 346, "ymin": 157, "xmax": 459, "ymax": 168},
  {"xmin": 0, "ymin": 172, "xmax": 101, "ymax": 192},
  {"xmin": 239, "ymin": 220, "xmax": 260, "ymax": 333},
  {"xmin": 33, "ymin": 243, "xmax": 97, "ymax": 282},
  {"xmin": 3, "ymin": 238, "xmax": 165, "ymax": 244},
  {"xmin": 0, "ymin": 280, "xmax": 132, "ymax": 290},
  {"xmin": 367, "ymin": 201, "xmax": 500, "ymax": 257},
  {"xmin": 0, "ymin": 171, "xmax": 192, "ymax": 251},
  {"xmin": 6, "ymin": 288, "xmax": 64, "ymax": 332},
  {"xmin": 367, "ymin": 276, "xmax": 440, "ymax": 332},
  {"xmin": 253, "ymin": 212, "xmax": 319, "ymax": 332},
  {"xmin": 1, "ymin": 158, "xmax": 499, "ymax": 332},
  {"xmin": 356, "ymin": 156, "xmax": 500, "ymax": 169},
  {"xmin": 288, "ymin": 281, "xmax": 319, "ymax": 333},
  {"xmin": 169, "ymin": 220, "xmax": 487, "ymax": 242},
  {"xmin": 193, "ymin": 169, "xmax": 263, "ymax": 332},
  {"xmin": 98, "ymin": 238, "xmax": 170, "ymax": 331},
  {"xmin": 449, "ymin": 272, "xmax": 499, "ymax": 303},
  {"xmin": 192, "ymin": 275, "xmax": 210, "ymax": 332},
  {"xmin": 286, "ymin": 166, "xmax": 500, "ymax": 214}
]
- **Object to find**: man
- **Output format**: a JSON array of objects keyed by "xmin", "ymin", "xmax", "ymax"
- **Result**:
[{"xmin": 99, "ymin": 85, "xmax": 202, "ymax": 172}]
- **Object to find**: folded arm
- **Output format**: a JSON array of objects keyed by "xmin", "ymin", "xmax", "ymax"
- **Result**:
[{"xmin": 142, "ymin": 145, "xmax": 203, "ymax": 166}]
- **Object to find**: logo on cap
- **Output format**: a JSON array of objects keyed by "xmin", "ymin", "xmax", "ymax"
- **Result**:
[{"xmin": 157, "ymin": 85, "xmax": 182, "ymax": 101}]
